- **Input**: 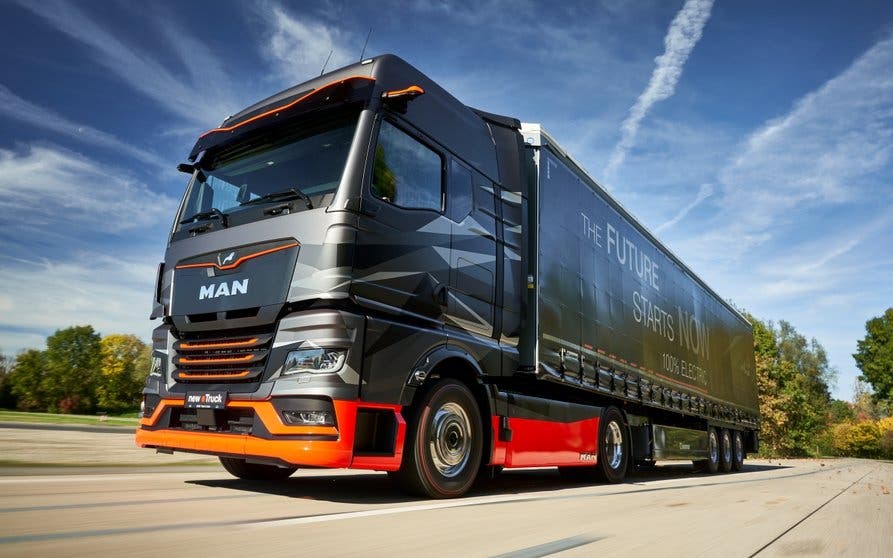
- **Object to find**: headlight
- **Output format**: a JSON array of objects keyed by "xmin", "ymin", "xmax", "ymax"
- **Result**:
[{"xmin": 282, "ymin": 348, "xmax": 346, "ymax": 375}]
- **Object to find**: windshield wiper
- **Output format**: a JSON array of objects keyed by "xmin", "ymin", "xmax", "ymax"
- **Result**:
[
  {"xmin": 179, "ymin": 207, "xmax": 229, "ymax": 228},
  {"xmin": 240, "ymin": 187, "xmax": 313, "ymax": 209}
]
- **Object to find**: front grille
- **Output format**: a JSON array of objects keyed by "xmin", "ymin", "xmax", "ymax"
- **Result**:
[
  {"xmin": 172, "ymin": 329, "xmax": 274, "ymax": 383},
  {"xmin": 171, "ymin": 407, "xmax": 255, "ymax": 433}
]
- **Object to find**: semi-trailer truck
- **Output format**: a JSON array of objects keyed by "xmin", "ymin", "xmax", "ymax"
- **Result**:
[{"xmin": 136, "ymin": 55, "xmax": 759, "ymax": 498}]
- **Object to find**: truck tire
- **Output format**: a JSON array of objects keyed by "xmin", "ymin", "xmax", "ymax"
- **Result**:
[
  {"xmin": 594, "ymin": 406, "xmax": 629, "ymax": 483},
  {"xmin": 392, "ymin": 379, "xmax": 483, "ymax": 498},
  {"xmin": 719, "ymin": 428, "xmax": 733, "ymax": 473},
  {"xmin": 694, "ymin": 427, "xmax": 720, "ymax": 474},
  {"xmin": 731, "ymin": 430, "xmax": 745, "ymax": 471},
  {"xmin": 218, "ymin": 457, "xmax": 297, "ymax": 480}
]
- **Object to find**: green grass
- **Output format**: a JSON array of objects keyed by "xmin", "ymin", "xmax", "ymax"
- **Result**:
[{"xmin": 0, "ymin": 409, "xmax": 139, "ymax": 427}]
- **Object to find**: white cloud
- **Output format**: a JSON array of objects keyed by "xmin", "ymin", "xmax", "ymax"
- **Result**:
[
  {"xmin": 16, "ymin": 0, "xmax": 237, "ymax": 128},
  {"xmin": 0, "ymin": 145, "xmax": 177, "ymax": 234},
  {"xmin": 696, "ymin": 34, "xmax": 893, "ymax": 262},
  {"xmin": 603, "ymin": 0, "xmax": 714, "ymax": 177},
  {"xmin": 0, "ymin": 253, "xmax": 158, "ymax": 352},
  {"xmin": 258, "ymin": 2, "xmax": 357, "ymax": 84},
  {"xmin": 654, "ymin": 183, "xmax": 713, "ymax": 233},
  {"xmin": 0, "ymin": 84, "xmax": 167, "ymax": 170}
]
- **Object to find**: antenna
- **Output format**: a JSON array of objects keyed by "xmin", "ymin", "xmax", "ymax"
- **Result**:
[
  {"xmin": 319, "ymin": 49, "xmax": 333, "ymax": 76},
  {"xmin": 359, "ymin": 28, "xmax": 372, "ymax": 62}
]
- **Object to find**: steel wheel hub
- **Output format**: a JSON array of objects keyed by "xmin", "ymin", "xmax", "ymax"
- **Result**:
[{"xmin": 429, "ymin": 402, "xmax": 472, "ymax": 478}]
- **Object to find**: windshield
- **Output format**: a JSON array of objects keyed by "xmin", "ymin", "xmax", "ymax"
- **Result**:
[{"xmin": 175, "ymin": 113, "xmax": 359, "ymax": 232}]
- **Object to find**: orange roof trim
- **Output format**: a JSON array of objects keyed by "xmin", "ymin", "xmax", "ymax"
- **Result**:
[
  {"xmin": 199, "ymin": 76, "xmax": 376, "ymax": 138},
  {"xmin": 382, "ymin": 85, "xmax": 424, "ymax": 99}
]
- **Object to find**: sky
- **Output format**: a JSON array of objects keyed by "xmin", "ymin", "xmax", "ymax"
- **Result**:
[{"xmin": 1, "ymin": 0, "xmax": 892, "ymax": 401}]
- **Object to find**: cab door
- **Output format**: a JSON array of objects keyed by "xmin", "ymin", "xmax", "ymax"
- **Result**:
[
  {"xmin": 445, "ymin": 159, "xmax": 497, "ymax": 338},
  {"xmin": 352, "ymin": 118, "xmax": 450, "ymax": 323}
]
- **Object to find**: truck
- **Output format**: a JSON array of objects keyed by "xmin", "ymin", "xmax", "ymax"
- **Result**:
[{"xmin": 136, "ymin": 54, "xmax": 759, "ymax": 498}]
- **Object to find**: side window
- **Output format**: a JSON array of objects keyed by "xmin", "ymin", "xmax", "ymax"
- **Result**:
[
  {"xmin": 448, "ymin": 159, "xmax": 473, "ymax": 222},
  {"xmin": 372, "ymin": 120, "xmax": 443, "ymax": 211}
]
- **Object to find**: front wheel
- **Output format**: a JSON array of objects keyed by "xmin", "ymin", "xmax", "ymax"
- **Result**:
[
  {"xmin": 218, "ymin": 457, "xmax": 297, "ymax": 480},
  {"xmin": 392, "ymin": 379, "xmax": 483, "ymax": 498}
]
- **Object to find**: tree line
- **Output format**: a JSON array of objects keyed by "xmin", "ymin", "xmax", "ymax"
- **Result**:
[
  {"xmin": 0, "ymin": 309, "xmax": 891, "ymax": 458},
  {"xmin": 0, "ymin": 326, "xmax": 150, "ymax": 414}
]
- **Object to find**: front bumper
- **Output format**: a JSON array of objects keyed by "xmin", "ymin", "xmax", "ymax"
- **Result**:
[{"xmin": 135, "ymin": 397, "xmax": 405, "ymax": 471}]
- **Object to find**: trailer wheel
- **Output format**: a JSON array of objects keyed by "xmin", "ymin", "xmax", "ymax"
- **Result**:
[
  {"xmin": 393, "ymin": 379, "xmax": 483, "ymax": 498},
  {"xmin": 218, "ymin": 457, "xmax": 297, "ymax": 480},
  {"xmin": 731, "ymin": 430, "xmax": 745, "ymax": 471},
  {"xmin": 694, "ymin": 427, "xmax": 720, "ymax": 474},
  {"xmin": 595, "ymin": 406, "xmax": 629, "ymax": 483},
  {"xmin": 719, "ymin": 429, "xmax": 733, "ymax": 473}
]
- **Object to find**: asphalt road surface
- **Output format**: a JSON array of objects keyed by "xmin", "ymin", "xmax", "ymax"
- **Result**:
[{"xmin": 0, "ymin": 427, "xmax": 890, "ymax": 557}]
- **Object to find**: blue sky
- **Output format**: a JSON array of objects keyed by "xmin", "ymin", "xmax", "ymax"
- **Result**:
[{"xmin": 1, "ymin": 0, "xmax": 891, "ymax": 401}]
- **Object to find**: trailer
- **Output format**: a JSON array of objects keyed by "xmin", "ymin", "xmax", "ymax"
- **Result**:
[{"xmin": 136, "ymin": 54, "xmax": 758, "ymax": 498}]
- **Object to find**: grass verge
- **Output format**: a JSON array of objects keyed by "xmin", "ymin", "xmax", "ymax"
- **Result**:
[{"xmin": 0, "ymin": 409, "xmax": 139, "ymax": 428}]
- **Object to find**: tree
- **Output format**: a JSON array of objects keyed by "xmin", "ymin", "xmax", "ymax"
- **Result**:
[
  {"xmin": 0, "ymin": 351, "xmax": 16, "ymax": 408},
  {"xmin": 97, "ymin": 334, "xmax": 151, "ymax": 412},
  {"xmin": 854, "ymin": 308, "xmax": 893, "ymax": 405},
  {"xmin": 41, "ymin": 326, "xmax": 102, "ymax": 413},
  {"xmin": 747, "ymin": 314, "xmax": 835, "ymax": 456},
  {"xmin": 8, "ymin": 349, "xmax": 49, "ymax": 410}
]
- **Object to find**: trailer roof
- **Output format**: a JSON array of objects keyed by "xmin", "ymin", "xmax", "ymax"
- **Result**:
[{"xmin": 520, "ymin": 123, "xmax": 750, "ymax": 327}]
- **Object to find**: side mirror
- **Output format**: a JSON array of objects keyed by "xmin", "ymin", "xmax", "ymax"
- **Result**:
[{"xmin": 176, "ymin": 163, "xmax": 195, "ymax": 174}]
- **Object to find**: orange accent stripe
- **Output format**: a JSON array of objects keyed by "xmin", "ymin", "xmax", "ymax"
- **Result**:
[
  {"xmin": 180, "ymin": 338, "xmax": 259, "ymax": 350},
  {"xmin": 179, "ymin": 354, "xmax": 254, "ymax": 364},
  {"xmin": 382, "ymin": 85, "xmax": 424, "ymax": 98},
  {"xmin": 199, "ymin": 76, "xmax": 375, "ymax": 138},
  {"xmin": 178, "ymin": 370, "xmax": 251, "ymax": 380},
  {"xmin": 175, "ymin": 242, "xmax": 298, "ymax": 271}
]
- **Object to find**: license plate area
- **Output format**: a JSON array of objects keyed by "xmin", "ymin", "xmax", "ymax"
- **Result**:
[{"xmin": 185, "ymin": 391, "xmax": 228, "ymax": 410}]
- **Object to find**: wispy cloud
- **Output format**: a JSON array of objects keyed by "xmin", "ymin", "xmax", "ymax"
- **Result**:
[
  {"xmin": 0, "ymin": 84, "xmax": 167, "ymax": 169},
  {"xmin": 654, "ymin": 182, "xmax": 713, "ymax": 233},
  {"xmin": 257, "ymin": 2, "xmax": 357, "ymax": 84},
  {"xmin": 701, "ymin": 33, "xmax": 893, "ymax": 261},
  {"xmin": 0, "ymin": 252, "xmax": 158, "ymax": 351},
  {"xmin": 0, "ymin": 145, "xmax": 177, "ymax": 235},
  {"xmin": 603, "ymin": 0, "xmax": 714, "ymax": 177},
  {"xmin": 16, "ymin": 0, "xmax": 237, "ymax": 128}
]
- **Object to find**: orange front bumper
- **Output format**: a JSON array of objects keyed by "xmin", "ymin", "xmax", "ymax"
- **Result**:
[{"xmin": 135, "ymin": 398, "xmax": 405, "ymax": 471}]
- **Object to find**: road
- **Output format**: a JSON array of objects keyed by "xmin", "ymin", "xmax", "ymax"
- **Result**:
[{"xmin": 0, "ymin": 427, "xmax": 890, "ymax": 557}]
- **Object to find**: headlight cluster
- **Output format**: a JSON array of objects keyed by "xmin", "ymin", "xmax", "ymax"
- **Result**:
[{"xmin": 282, "ymin": 348, "xmax": 346, "ymax": 376}]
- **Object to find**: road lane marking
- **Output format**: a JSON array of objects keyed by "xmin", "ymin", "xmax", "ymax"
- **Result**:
[
  {"xmin": 491, "ymin": 534, "xmax": 605, "ymax": 558},
  {"xmin": 0, "ymin": 493, "xmax": 260, "ymax": 513}
]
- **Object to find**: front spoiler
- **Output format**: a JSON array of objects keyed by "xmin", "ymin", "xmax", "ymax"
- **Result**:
[{"xmin": 135, "ymin": 398, "xmax": 405, "ymax": 471}]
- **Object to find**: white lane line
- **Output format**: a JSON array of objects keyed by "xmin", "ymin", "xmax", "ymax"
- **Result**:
[
  {"xmin": 0, "ymin": 473, "xmax": 220, "ymax": 484},
  {"xmin": 248, "ymin": 492, "xmax": 547, "ymax": 529}
]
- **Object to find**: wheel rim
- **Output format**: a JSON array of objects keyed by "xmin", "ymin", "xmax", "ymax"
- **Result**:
[
  {"xmin": 735, "ymin": 433, "xmax": 744, "ymax": 462},
  {"xmin": 605, "ymin": 420, "xmax": 624, "ymax": 470},
  {"xmin": 709, "ymin": 431, "xmax": 718, "ymax": 463},
  {"xmin": 428, "ymin": 401, "xmax": 472, "ymax": 478},
  {"xmin": 722, "ymin": 432, "xmax": 732, "ymax": 464}
]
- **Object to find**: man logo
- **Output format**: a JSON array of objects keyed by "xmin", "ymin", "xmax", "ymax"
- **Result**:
[
  {"xmin": 217, "ymin": 251, "xmax": 236, "ymax": 267},
  {"xmin": 199, "ymin": 279, "xmax": 249, "ymax": 300}
]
